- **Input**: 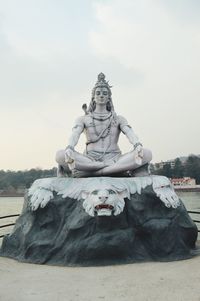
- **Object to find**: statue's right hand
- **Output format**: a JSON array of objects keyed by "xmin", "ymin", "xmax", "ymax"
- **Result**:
[{"xmin": 65, "ymin": 146, "xmax": 74, "ymax": 163}]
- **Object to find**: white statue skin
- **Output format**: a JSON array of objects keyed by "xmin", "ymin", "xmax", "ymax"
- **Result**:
[{"xmin": 56, "ymin": 73, "xmax": 152, "ymax": 177}]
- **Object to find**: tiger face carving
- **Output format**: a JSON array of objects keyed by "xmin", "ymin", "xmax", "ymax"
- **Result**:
[{"xmin": 81, "ymin": 188, "xmax": 127, "ymax": 217}]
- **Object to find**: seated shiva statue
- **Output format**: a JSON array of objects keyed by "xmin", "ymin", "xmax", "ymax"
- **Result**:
[{"xmin": 56, "ymin": 73, "xmax": 152, "ymax": 177}]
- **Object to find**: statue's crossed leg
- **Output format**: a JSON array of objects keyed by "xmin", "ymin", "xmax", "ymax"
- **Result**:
[{"xmin": 56, "ymin": 148, "xmax": 152, "ymax": 177}]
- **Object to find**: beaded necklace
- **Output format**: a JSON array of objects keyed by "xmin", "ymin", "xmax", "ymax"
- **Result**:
[
  {"xmin": 92, "ymin": 112, "xmax": 112, "ymax": 139},
  {"xmin": 86, "ymin": 113, "xmax": 113, "ymax": 146},
  {"xmin": 92, "ymin": 112, "xmax": 112, "ymax": 121}
]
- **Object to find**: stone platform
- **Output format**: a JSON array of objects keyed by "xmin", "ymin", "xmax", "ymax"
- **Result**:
[{"xmin": 0, "ymin": 176, "xmax": 198, "ymax": 266}]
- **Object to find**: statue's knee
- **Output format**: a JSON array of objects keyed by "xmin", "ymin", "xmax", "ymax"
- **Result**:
[{"xmin": 55, "ymin": 149, "xmax": 65, "ymax": 164}]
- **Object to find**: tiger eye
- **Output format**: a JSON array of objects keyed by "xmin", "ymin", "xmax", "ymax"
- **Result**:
[{"xmin": 92, "ymin": 190, "xmax": 98, "ymax": 195}]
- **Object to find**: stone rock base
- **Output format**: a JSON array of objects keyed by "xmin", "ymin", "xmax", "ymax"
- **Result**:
[{"xmin": 0, "ymin": 177, "xmax": 198, "ymax": 266}]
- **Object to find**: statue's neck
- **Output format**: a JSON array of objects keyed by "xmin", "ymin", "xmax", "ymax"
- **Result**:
[{"xmin": 94, "ymin": 104, "xmax": 109, "ymax": 114}]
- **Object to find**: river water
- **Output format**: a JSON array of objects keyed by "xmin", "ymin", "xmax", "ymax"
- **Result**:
[{"xmin": 0, "ymin": 192, "xmax": 200, "ymax": 240}]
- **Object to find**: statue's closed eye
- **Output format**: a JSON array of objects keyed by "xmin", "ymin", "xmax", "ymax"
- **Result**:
[{"xmin": 108, "ymin": 189, "xmax": 115, "ymax": 194}]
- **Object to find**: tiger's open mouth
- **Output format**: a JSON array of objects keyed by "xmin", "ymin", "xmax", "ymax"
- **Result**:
[{"xmin": 95, "ymin": 204, "xmax": 114, "ymax": 210}]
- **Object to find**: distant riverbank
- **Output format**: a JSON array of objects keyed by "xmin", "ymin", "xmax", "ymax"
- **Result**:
[
  {"xmin": 0, "ymin": 191, "xmax": 24, "ymax": 197},
  {"xmin": 174, "ymin": 185, "xmax": 200, "ymax": 192}
]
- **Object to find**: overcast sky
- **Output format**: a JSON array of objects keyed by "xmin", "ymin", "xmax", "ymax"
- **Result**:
[{"xmin": 0, "ymin": 0, "xmax": 199, "ymax": 170}]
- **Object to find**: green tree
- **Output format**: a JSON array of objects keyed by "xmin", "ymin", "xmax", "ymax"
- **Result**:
[
  {"xmin": 173, "ymin": 158, "xmax": 184, "ymax": 178},
  {"xmin": 185, "ymin": 155, "xmax": 200, "ymax": 184},
  {"xmin": 0, "ymin": 167, "xmax": 57, "ymax": 191},
  {"xmin": 162, "ymin": 163, "xmax": 173, "ymax": 178}
]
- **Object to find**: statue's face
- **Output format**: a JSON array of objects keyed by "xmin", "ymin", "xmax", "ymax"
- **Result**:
[
  {"xmin": 81, "ymin": 188, "xmax": 126, "ymax": 217},
  {"xmin": 94, "ymin": 87, "xmax": 109, "ymax": 105}
]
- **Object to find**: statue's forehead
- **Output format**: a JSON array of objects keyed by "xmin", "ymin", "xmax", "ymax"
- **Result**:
[{"xmin": 95, "ymin": 86, "xmax": 109, "ymax": 91}]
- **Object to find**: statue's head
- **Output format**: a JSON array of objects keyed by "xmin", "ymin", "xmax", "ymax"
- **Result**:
[{"xmin": 86, "ymin": 73, "xmax": 114, "ymax": 113}]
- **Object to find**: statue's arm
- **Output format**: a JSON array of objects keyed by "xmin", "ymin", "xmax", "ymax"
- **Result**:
[
  {"xmin": 118, "ymin": 116, "xmax": 141, "ymax": 148},
  {"xmin": 118, "ymin": 115, "xmax": 143, "ymax": 164},
  {"xmin": 67, "ymin": 116, "xmax": 85, "ymax": 149}
]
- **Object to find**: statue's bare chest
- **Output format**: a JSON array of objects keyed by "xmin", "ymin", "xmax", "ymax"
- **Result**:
[{"xmin": 83, "ymin": 116, "xmax": 119, "ymax": 137}]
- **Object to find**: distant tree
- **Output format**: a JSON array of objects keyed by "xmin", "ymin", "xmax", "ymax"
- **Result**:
[
  {"xmin": 162, "ymin": 163, "xmax": 173, "ymax": 178},
  {"xmin": 152, "ymin": 154, "xmax": 200, "ymax": 183},
  {"xmin": 153, "ymin": 163, "xmax": 173, "ymax": 178},
  {"xmin": 173, "ymin": 158, "xmax": 184, "ymax": 178},
  {"xmin": 185, "ymin": 156, "xmax": 200, "ymax": 184},
  {"xmin": 0, "ymin": 167, "xmax": 57, "ymax": 191},
  {"xmin": 149, "ymin": 163, "xmax": 155, "ymax": 174}
]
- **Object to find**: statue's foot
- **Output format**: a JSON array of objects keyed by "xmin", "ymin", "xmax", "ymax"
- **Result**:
[
  {"xmin": 57, "ymin": 165, "xmax": 72, "ymax": 178},
  {"xmin": 130, "ymin": 163, "xmax": 150, "ymax": 177},
  {"xmin": 57, "ymin": 165, "xmax": 65, "ymax": 177}
]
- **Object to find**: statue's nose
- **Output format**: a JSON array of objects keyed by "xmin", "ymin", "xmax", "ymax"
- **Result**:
[{"xmin": 99, "ymin": 196, "xmax": 108, "ymax": 202}]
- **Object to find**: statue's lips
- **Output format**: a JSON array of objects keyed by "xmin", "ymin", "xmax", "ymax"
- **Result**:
[{"xmin": 95, "ymin": 204, "xmax": 114, "ymax": 210}]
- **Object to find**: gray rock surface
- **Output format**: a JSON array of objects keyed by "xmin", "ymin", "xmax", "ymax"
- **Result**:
[{"xmin": 0, "ymin": 185, "xmax": 198, "ymax": 266}]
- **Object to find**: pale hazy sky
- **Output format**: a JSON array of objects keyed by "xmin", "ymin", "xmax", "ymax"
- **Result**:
[{"xmin": 0, "ymin": 0, "xmax": 199, "ymax": 170}]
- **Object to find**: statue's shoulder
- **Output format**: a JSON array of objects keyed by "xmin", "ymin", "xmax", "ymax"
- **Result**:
[
  {"xmin": 73, "ymin": 114, "xmax": 92, "ymax": 127},
  {"xmin": 73, "ymin": 115, "xmax": 87, "ymax": 128},
  {"xmin": 74, "ymin": 115, "xmax": 85, "ymax": 123},
  {"xmin": 75, "ymin": 114, "xmax": 91, "ymax": 121},
  {"xmin": 115, "ymin": 114, "xmax": 129, "ymax": 125}
]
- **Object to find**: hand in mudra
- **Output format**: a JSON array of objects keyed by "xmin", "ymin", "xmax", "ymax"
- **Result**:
[
  {"xmin": 65, "ymin": 147, "xmax": 75, "ymax": 164},
  {"xmin": 134, "ymin": 144, "xmax": 143, "ymax": 165}
]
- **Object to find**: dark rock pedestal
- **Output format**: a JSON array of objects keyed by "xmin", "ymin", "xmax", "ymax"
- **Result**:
[{"xmin": 0, "ymin": 185, "xmax": 198, "ymax": 266}]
